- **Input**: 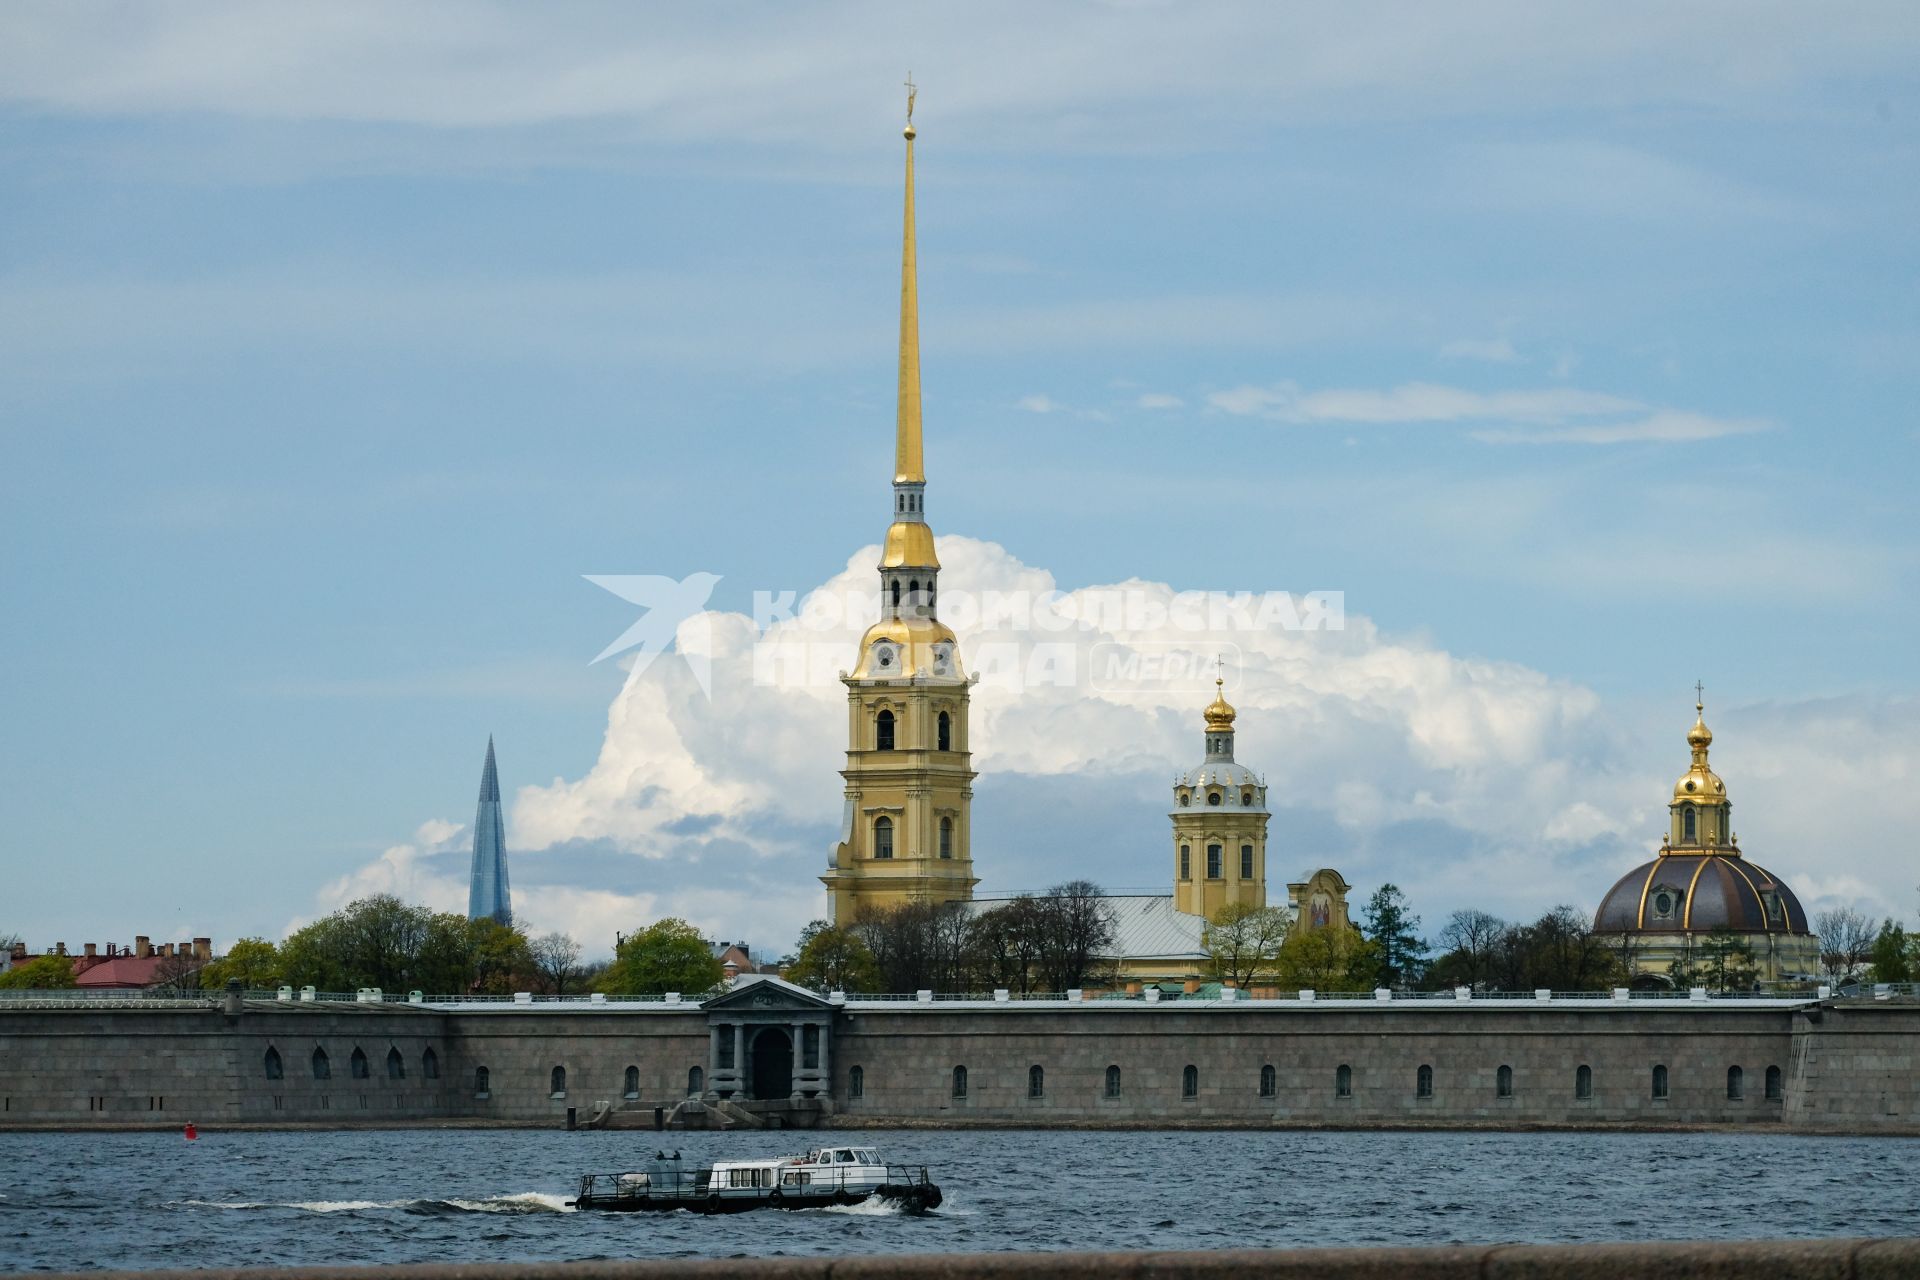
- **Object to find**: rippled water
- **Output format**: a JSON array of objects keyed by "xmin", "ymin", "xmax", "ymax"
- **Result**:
[{"xmin": 2, "ymin": 1128, "xmax": 1916, "ymax": 1272}]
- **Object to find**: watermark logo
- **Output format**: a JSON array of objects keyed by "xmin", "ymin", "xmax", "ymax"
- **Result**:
[{"xmin": 585, "ymin": 572, "xmax": 723, "ymax": 696}]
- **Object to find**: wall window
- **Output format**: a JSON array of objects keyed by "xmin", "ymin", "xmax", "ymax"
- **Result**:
[
  {"xmin": 1259, "ymin": 1064, "xmax": 1276, "ymax": 1098},
  {"xmin": 1240, "ymin": 845, "xmax": 1254, "ymax": 879},
  {"xmin": 264, "ymin": 1047, "xmax": 283, "ymax": 1081},
  {"xmin": 1028, "ymin": 1065, "xmax": 1045, "ymax": 1099},
  {"xmin": 1178, "ymin": 793, "xmax": 1190, "ymax": 807},
  {"xmin": 1496, "ymin": 1065, "xmax": 1514, "ymax": 1098},
  {"xmin": 1683, "ymin": 806, "xmax": 1697, "ymax": 842},
  {"xmin": 386, "ymin": 1047, "xmax": 405, "ymax": 1080},
  {"xmin": 1652, "ymin": 1064, "xmax": 1669, "ymax": 1100},
  {"xmin": 422, "ymin": 1048, "xmax": 440, "ymax": 1080},
  {"xmin": 1726, "ymin": 1066, "xmax": 1744, "ymax": 1100},
  {"xmin": 1576, "ymin": 1065, "xmax": 1593, "ymax": 1100},
  {"xmin": 848, "ymin": 1066, "xmax": 863, "ymax": 1099},
  {"xmin": 1241, "ymin": 790, "xmax": 1253, "ymax": 806},
  {"xmin": 1335, "ymin": 1064, "xmax": 1353, "ymax": 1098},
  {"xmin": 1765, "ymin": 1065, "xmax": 1783, "ymax": 1101},
  {"xmin": 1206, "ymin": 844, "xmax": 1223, "ymax": 878},
  {"xmin": 890, "ymin": 580, "xmax": 901, "ymax": 609},
  {"xmin": 1179, "ymin": 845, "xmax": 1191, "ymax": 880},
  {"xmin": 473, "ymin": 1066, "xmax": 490, "ymax": 1096},
  {"xmin": 873, "ymin": 815, "xmax": 894, "ymax": 860},
  {"xmin": 875, "ymin": 710, "xmax": 895, "ymax": 751},
  {"xmin": 937, "ymin": 711, "xmax": 952, "ymax": 751},
  {"xmin": 688, "ymin": 1066, "xmax": 704, "ymax": 1096},
  {"xmin": 550, "ymin": 1065, "xmax": 567, "ymax": 1098},
  {"xmin": 350, "ymin": 1047, "xmax": 369, "ymax": 1079},
  {"xmin": 311, "ymin": 1047, "xmax": 331, "ymax": 1080},
  {"xmin": 1416, "ymin": 1064, "xmax": 1434, "ymax": 1099},
  {"xmin": 1207, "ymin": 791, "xmax": 1222, "ymax": 806},
  {"xmin": 623, "ymin": 1065, "xmax": 640, "ymax": 1099},
  {"xmin": 1182, "ymin": 1065, "xmax": 1199, "ymax": 1099},
  {"xmin": 1105, "ymin": 1065, "xmax": 1122, "ymax": 1098},
  {"xmin": 939, "ymin": 817, "xmax": 953, "ymax": 860},
  {"xmin": 951, "ymin": 1066, "xmax": 968, "ymax": 1099}
]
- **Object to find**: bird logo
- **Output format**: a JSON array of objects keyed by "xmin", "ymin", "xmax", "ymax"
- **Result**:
[{"xmin": 584, "ymin": 572, "xmax": 723, "ymax": 698}]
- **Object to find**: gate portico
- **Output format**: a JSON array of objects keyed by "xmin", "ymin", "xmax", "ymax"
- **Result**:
[{"xmin": 701, "ymin": 975, "xmax": 836, "ymax": 1102}]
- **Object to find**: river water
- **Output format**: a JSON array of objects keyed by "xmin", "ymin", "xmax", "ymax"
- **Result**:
[{"xmin": 2, "ymin": 1128, "xmax": 1916, "ymax": 1272}]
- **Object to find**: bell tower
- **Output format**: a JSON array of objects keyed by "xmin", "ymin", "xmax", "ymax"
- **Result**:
[
  {"xmin": 1170, "ymin": 675, "xmax": 1269, "ymax": 919},
  {"xmin": 821, "ymin": 84, "xmax": 978, "ymax": 924}
]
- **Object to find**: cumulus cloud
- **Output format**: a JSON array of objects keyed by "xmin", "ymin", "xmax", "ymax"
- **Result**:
[
  {"xmin": 1017, "ymin": 394, "xmax": 1059, "ymax": 414},
  {"xmin": 1439, "ymin": 338, "xmax": 1520, "ymax": 364},
  {"xmin": 1136, "ymin": 393, "xmax": 1184, "ymax": 410},
  {"xmin": 319, "ymin": 536, "xmax": 1920, "ymax": 957}
]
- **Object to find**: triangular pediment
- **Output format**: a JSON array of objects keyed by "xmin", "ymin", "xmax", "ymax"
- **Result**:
[{"xmin": 700, "ymin": 973, "xmax": 836, "ymax": 1012}]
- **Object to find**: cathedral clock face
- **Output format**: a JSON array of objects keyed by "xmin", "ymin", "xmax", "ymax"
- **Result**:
[
  {"xmin": 873, "ymin": 642, "xmax": 898, "ymax": 672},
  {"xmin": 931, "ymin": 643, "xmax": 952, "ymax": 675}
]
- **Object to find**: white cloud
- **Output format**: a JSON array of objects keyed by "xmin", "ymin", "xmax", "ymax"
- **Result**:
[
  {"xmin": 1017, "ymin": 394, "xmax": 1059, "ymax": 414},
  {"xmin": 1136, "ymin": 392, "xmax": 1184, "ymax": 410},
  {"xmin": 323, "ymin": 536, "xmax": 1920, "ymax": 956},
  {"xmin": 1470, "ymin": 410, "xmax": 1771, "ymax": 445},
  {"xmin": 1440, "ymin": 338, "xmax": 1520, "ymax": 363}
]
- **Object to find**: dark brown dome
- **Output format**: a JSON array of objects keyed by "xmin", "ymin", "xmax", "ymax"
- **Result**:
[{"xmin": 1595, "ymin": 853, "xmax": 1810, "ymax": 936}]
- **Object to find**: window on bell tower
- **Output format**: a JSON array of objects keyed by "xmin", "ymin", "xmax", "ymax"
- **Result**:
[
  {"xmin": 937, "ymin": 711, "xmax": 951, "ymax": 751},
  {"xmin": 1206, "ymin": 844, "xmax": 1222, "ymax": 879},
  {"xmin": 875, "ymin": 710, "xmax": 895, "ymax": 751},
  {"xmin": 873, "ymin": 816, "xmax": 894, "ymax": 860},
  {"xmin": 1240, "ymin": 845, "xmax": 1253, "ymax": 879},
  {"xmin": 1683, "ymin": 806, "xmax": 1697, "ymax": 843},
  {"xmin": 1179, "ymin": 845, "xmax": 1191, "ymax": 880},
  {"xmin": 890, "ymin": 579, "xmax": 901, "ymax": 609},
  {"xmin": 939, "ymin": 816, "xmax": 953, "ymax": 859}
]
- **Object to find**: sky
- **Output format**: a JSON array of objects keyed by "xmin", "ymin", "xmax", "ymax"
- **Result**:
[{"xmin": 2, "ymin": 1, "xmax": 1917, "ymax": 963}]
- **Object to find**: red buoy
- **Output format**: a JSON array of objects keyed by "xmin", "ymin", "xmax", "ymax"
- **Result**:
[{"xmin": 184, "ymin": 1122, "xmax": 198, "ymax": 1141}]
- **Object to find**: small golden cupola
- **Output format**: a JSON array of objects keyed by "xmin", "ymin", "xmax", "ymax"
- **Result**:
[
  {"xmin": 1170, "ymin": 668, "xmax": 1269, "ymax": 919},
  {"xmin": 1668, "ymin": 688, "xmax": 1731, "ymax": 851}
]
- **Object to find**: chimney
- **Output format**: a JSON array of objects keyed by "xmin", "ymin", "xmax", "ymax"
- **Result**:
[
  {"xmin": 135, "ymin": 936, "xmax": 151, "ymax": 959},
  {"xmin": 10, "ymin": 942, "xmax": 26, "ymax": 960},
  {"xmin": 194, "ymin": 938, "xmax": 212, "ymax": 961},
  {"xmin": 54, "ymin": 942, "xmax": 67, "ymax": 956},
  {"xmin": 84, "ymin": 943, "xmax": 97, "ymax": 958}
]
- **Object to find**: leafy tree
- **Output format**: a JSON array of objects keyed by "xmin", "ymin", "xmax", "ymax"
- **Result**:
[
  {"xmin": 1205, "ymin": 901, "xmax": 1293, "ymax": 989},
  {"xmin": 1362, "ymin": 883, "xmax": 1428, "ymax": 989},
  {"xmin": 528, "ymin": 932, "xmax": 587, "ymax": 996},
  {"xmin": 784, "ymin": 922, "xmax": 880, "ymax": 992},
  {"xmin": 1673, "ymin": 927, "xmax": 1758, "ymax": 992},
  {"xmin": 277, "ymin": 896, "xmax": 531, "ymax": 994},
  {"xmin": 1427, "ymin": 909, "xmax": 1507, "ymax": 990},
  {"xmin": 1272, "ymin": 927, "xmax": 1375, "ymax": 992},
  {"xmin": 852, "ymin": 900, "xmax": 977, "ymax": 993},
  {"xmin": 199, "ymin": 938, "xmax": 283, "ymax": 991},
  {"xmin": 601, "ymin": 918, "xmax": 724, "ymax": 995},
  {"xmin": 1814, "ymin": 908, "xmax": 1876, "ymax": 985},
  {"xmin": 1869, "ymin": 920, "xmax": 1913, "ymax": 983},
  {"xmin": 0, "ymin": 954, "xmax": 76, "ymax": 990},
  {"xmin": 968, "ymin": 899, "xmax": 1049, "ymax": 994},
  {"xmin": 464, "ymin": 917, "xmax": 532, "ymax": 994}
]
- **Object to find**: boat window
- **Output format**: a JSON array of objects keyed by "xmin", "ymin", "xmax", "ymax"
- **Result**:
[
  {"xmin": 858, "ymin": 1151, "xmax": 878, "ymax": 1166},
  {"xmin": 836, "ymin": 1150, "xmax": 855, "ymax": 1164}
]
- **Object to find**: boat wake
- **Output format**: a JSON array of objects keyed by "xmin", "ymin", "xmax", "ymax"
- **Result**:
[{"xmin": 174, "ymin": 1194, "xmax": 575, "ymax": 1216}]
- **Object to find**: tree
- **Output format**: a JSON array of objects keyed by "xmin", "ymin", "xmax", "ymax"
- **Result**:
[
  {"xmin": 199, "ymin": 938, "xmax": 283, "ymax": 991},
  {"xmin": 1869, "ymin": 920, "xmax": 1913, "ymax": 983},
  {"xmin": 0, "ymin": 954, "xmax": 76, "ymax": 990},
  {"xmin": 1273, "ymin": 927, "xmax": 1374, "ymax": 992},
  {"xmin": 1428, "ymin": 909, "xmax": 1507, "ymax": 990},
  {"xmin": 277, "ymin": 896, "xmax": 530, "ymax": 994},
  {"xmin": 1362, "ymin": 884, "xmax": 1428, "ymax": 989},
  {"xmin": 968, "ymin": 899, "xmax": 1048, "ymax": 993},
  {"xmin": 1524, "ymin": 906, "xmax": 1628, "ymax": 991},
  {"xmin": 528, "ymin": 932, "xmax": 587, "ymax": 996},
  {"xmin": 1035, "ymin": 880, "xmax": 1118, "ymax": 992},
  {"xmin": 1205, "ymin": 901, "xmax": 1293, "ymax": 989},
  {"xmin": 601, "ymin": 918, "xmax": 724, "ymax": 995},
  {"xmin": 1814, "ymin": 908, "xmax": 1876, "ymax": 985},
  {"xmin": 1674, "ymin": 926, "xmax": 1758, "ymax": 992},
  {"xmin": 464, "ymin": 917, "xmax": 532, "ymax": 994},
  {"xmin": 784, "ymin": 922, "xmax": 880, "ymax": 993},
  {"xmin": 851, "ymin": 901, "xmax": 977, "ymax": 993},
  {"xmin": 150, "ymin": 948, "xmax": 206, "ymax": 996}
]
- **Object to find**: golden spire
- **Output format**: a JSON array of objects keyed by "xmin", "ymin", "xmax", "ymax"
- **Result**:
[
  {"xmin": 1687, "ymin": 681, "xmax": 1713, "ymax": 759},
  {"xmin": 894, "ymin": 73, "xmax": 924, "ymax": 486}
]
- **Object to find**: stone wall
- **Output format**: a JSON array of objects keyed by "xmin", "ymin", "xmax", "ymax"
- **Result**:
[
  {"xmin": 449, "ymin": 1010, "xmax": 709, "ymax": 1123},
  {"xmin": 1783, "ymin": 1002, "xmax": 1920, "ymax": 1128}
]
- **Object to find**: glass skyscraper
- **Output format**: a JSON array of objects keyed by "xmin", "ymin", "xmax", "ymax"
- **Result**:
[{"xmin": 467, "ymin": 736, "xmax": 512, "ymax": 925}]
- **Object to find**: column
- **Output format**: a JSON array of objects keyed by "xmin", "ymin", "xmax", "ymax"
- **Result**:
[
  {"xmin": 706, "ymin": 1024, "xmax": 721, "ymax": 1098},
  {"xmin": 733, "ymin": 1023, "xmax": 746, "ymax": 1098}
]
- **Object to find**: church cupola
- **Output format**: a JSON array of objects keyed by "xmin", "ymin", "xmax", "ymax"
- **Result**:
[
  {"xmin": 1668, "ymin": 688, "xmax": 1732, "ymax": 851},
  {"xmin": 1170, "ymin": 670, "xmax": 1269, "ymax": 919}
]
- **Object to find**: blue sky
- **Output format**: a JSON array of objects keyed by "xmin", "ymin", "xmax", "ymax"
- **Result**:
[{"xmin": 2, "ymin": 2, "xmax": 1916, "ymax": 958}]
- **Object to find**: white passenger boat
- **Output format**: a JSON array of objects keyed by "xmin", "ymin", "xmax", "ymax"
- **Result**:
[{"xmin": 571, "ymin": 1145, "xmax": 942, "ymax": 1214}]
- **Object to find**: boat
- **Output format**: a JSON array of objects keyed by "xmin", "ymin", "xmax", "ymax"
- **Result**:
[{"xmin": 570, "ymin": 1145, "xmax": 942, "ymax": 1214}]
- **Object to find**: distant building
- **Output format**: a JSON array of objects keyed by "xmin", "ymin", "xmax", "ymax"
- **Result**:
[
  {"xmin": 4, "ymin": 936, "xmax": 211, "ymax": 989},
  {"xmin": 712, "ymin": 941, "xmax": 775, "ymax": 980},
  {"xmin": 467, "ymin": 736, "xmax": 513, "ymax": 926}
]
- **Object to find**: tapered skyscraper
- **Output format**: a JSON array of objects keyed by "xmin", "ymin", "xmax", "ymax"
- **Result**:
[{"xmin": 467, "ymin": 736, "xmax": 512, "ymax": 925}]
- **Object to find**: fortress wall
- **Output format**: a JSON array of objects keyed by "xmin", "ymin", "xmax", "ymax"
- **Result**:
[
  {"xmin": 1783, "ymin": 1003, "xmax": 1920, "ymax": 1128},
  {"xmin": 834, "ymin": 1006, "xmax": 1796, "ymax": 1126},
  {"xmin": 446, "ymin": 1011, "xmax": 709, "ymax": 1123}
]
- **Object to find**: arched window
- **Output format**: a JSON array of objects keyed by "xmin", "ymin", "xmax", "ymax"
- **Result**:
[
  {"xmin": 1335, "ymin": 1064, "xmax": 1353, "ymax": 1098},
  {"xmin": 1652, "ymin": 1064, "xmax": 1669, "ymax": 1100},
  {"xmin": 951, "ymin": 1065, "xmax": 968, "ymax": 1099},
  {"xmin": 1259, "ymin": 1064, "xmax": 1276, "ymax": 1098},
  {"xmin": 422, "ymin": 1048, "xmax": 440, "ymax": 1080},
  {"xmin": 264, "ymin": 1047, "xmax": 283, "ymax": 1080},
  {"xmin": 1416, "ymin": 1064, "xmax": 1433, "ymax": 1099},
  {"xmin": 350, "ymin": 1047, "xmax": 369, "ymax": 1079},
  {"xmin": 311, "ymin": 1047, "xmax": 331, "ymax": 1080},
  {"xmin": 386, "ymin": 1047, "xmax": 405, "ymax": 1080},
  {"xmin": 939, "ymin": 816, "xmax": 953, "ymax": 859},
  {"xmin": 1206, "ymin": 844, "xmax": 1222, "ymax": 878},
  {"xmin": 875, "ymin": 710, "xmax": 895, "ymax": 751},
  {"xmin": 1241, "ymin": 790, "xmax": 1253, "ymax": 806},
  {"xmin": 687, "ymin": 1066, "xmax": 704, "ymax": 1096},
  {"xmin": 1182, "ymin": 1065, "xmax": 1199, "ymax": 1098},
  {"xmin": 1576, "ymin": 1065, "xmax": 1593, "ymax": 1100},
  {"xmin": 1028, "ymin": 1065, "xmax": 1044, "ymax": 1099},
  {"xmin": 1207, "ymin": 791, "xmax": 1222, "ymax": 806},
  {"xmin": 1104, "ymin": 1065, "xmax": 1122, "ymax": 1098},
  {"xmin": 623, "ymin": 1065, "xmax": 640, "ymax": 1099},
  {"xmin": 873, "ymin": 815, "xmax": 894, "ymax": 860},
  {"xmin": 937, "ymin": 711, "xmax": 952, "ymax": 751},
  {"xmin": 1683, "ymin": 807, "xmax": 1697, "ymax": 842},
  {"xmin": 1726, "ymin": 1065, "xmax": 1744, "ymax": 1100},
  {"xmin": 1178, "ymin": 793, "xmax": 1190, "ymax": 807},
  {"xmin": 473, "ymin": 1066, "xmax": 490, "ymax": 1096},
  {"xmin": 848, "ymin": 1065, "xmax": 863, "ymax": 1099},
  {"xmin": 1765, "ymin": 1065, "xmax": 1782, "ymax": 1101},
  {"xmin": 550, "ymin": 1065, "xmax": 567, "ymax": 1097},
  {"xmin": 1496, "ymin": 1065, "xmax": 1514, "ymax": 1098},
  {"xmin": 1240, "ymin": 845, "xmax": 1254, "ymax": 879},
  {"xmin": 890, "ymin": 579, "xmax": 901, "ymax": 609},
  {"xmin": 1179, "ymin": 845, "xmax": 1191, "ymax": 880}
]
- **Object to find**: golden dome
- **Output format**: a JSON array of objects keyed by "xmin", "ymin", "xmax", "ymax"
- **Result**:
[
  {"xmin": 1672, "ymin": 700, "xmax": 1726, "ymax": 805},
  {"xmin": 1686, "ymin": 705, "xmax": 1713, "ymax": 750},
  {"xmin": 1203, "ymin": 677, "xmax": 1236, "ymax": 731},
  {"xmin": 880, "ymin": 521, "xmax": 939, "ymax": 569},
  {"xmin": 851, "ymin": 615, "xmax": 963, "ymax": 680}
]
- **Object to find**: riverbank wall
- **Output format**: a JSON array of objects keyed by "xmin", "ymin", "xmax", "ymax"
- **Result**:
[{"xmin": 2, "ymin": 994, "xmax": 1916, "ymax": 1132}]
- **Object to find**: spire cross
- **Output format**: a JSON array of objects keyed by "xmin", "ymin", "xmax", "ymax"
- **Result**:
[
  {"xmin": 1695, "ymin": 679, "xmax": 1705, "ymax": 710},
  {"xmin": 905, "ymin": 72, "xmax": 916, "ymax": 124},
  {"xmin": 1216, "ymin": 653, "xmax": 1225, "ymax": 689}
]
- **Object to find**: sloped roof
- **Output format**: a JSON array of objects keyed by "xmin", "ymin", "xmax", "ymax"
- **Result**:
[{"xmin": 970, "ymin": 893, "xmax": 1206, "ymax": 963}]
